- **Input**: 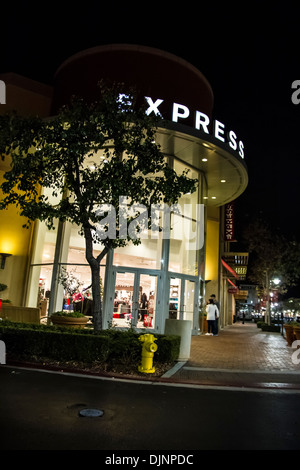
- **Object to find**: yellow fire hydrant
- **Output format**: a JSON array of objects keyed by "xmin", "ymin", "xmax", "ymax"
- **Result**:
[{"xmin": 138, "ymin": 334, "xmax": 158, "ymax": 373}]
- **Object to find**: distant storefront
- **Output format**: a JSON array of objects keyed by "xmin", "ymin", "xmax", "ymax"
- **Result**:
[{"xmin": 0, "ymin": 45, "xmax": 248, "ymax": 334}]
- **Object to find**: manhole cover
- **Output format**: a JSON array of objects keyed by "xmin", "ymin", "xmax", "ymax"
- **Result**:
[{"xmin": 79, "ymin": 408, "xmax": 104, "ymax": 418}]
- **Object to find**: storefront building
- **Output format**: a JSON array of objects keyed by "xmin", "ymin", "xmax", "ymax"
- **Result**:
[{"xmin": 0, "ymin": 45, "xmax": 248, "ymax": 334}]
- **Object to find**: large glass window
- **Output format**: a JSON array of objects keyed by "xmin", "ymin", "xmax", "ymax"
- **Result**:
[
  {"xmin": 113, "ymin": 237, "xmax": 162, "ymax": 270},
  {"xmin": 27, "ymin": 212, "xmax": 107, "ymax": 315},
  {"xmin": 183, "ymin": 279, "xmax": 195, "ymax": 323},
  {"xmin": 169, "ymin": 160, "xmax": 201, "ymax": 276},
  {"xmin": 26, "ymin": 186, "xmax": 61, "ymax": 311},
  {"xmin": 168, "ymin": 277, "xmax": 196, "ymax": 324},
  {"xmin": 25, "ymin": 148, "xmax": 203, "ymax": 332}
]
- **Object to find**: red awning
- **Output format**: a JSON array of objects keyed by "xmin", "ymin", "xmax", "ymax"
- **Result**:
[{"xmin": 221, "ymin": 258, "xmax": 239, "ymax": 279}]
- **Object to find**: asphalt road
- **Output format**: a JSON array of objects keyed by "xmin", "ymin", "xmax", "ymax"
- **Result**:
[{"xmin": 1, "ymin": 365, "xmax": 300, "ymax": 453}]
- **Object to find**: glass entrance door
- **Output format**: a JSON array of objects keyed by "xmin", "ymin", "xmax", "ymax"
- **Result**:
[
  {"xmin": 137, "ymin": 274, "xmax": 158, "ymax": 329},
  {"xmin": 113, "ymin": 271, "xmax": 136, "ymax": 328},
  {"xmin": 113, "ymin": 269, "xmax": 158, "ymax": 330},
  {"xmin": 168, "ymin": 276, "xmax": 196, "ymax": 322},
  {"xmin": 183, "ymin": 280, "xmax": 195, "ymax": 322},
  {"xmin": 169, "ymin": 277, "xmax": 181, "ymax": 319}
]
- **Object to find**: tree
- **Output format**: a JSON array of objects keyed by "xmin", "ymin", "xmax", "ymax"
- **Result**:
[
  {"xmin": 0, "ymin": 82, "xmax": 197, "ymax": 331},
  {"xmin": 242, "ymin": 217, "xmax": 300, "ymax": 324}
]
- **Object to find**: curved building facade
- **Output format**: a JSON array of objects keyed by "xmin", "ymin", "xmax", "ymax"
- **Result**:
[{"xmin": 0, "ymin": 45, "xmax": 248, "ymax": 334}]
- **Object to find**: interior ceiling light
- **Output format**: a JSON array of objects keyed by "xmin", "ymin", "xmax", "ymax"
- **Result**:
[
  {"xmin": 202, "ymin": 158, "xmax": 208, "ymax": 162},
  {"xmin": 221, "ymin": 179, "xmax": 226, "ymax": 183}
]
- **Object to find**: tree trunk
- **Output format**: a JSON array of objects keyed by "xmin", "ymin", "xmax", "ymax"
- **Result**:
[
  {"xmin": 84, "ymin": 226, "xmax": 106, "ymax": 332},
  {"xmin": 265, "ymin": 269, "xmax": 271, "ymax": 326},
  {"xmin": 90, "ymin": 261, "xmax": 102, "ymax": 331}
]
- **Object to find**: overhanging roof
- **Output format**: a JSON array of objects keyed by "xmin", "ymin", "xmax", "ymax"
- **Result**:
[
  {"xmin": 221, "ymin": 258, "xmax": 239, "ymax": 279},
  {"xmin": 156, "ymin": 122, "xmax": 248, "ymax": 206}
]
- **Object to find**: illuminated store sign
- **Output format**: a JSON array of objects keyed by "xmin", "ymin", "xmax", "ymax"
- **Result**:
[
  {"xmin": 144, "ymin": 96, "xmax": 245, "ymax": 159},
  {"xmin": 224, "ymin": 202, "xmax": 235, "ymax": 241}
]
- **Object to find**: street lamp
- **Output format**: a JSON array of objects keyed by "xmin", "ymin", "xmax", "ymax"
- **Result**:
[
  {"xmin": 272, "ymin": 277, "xmax": 283, "ymax": 335},
  {"xmin": 265, "ymin": 274, "xmax": 281, "ymax": 326}
]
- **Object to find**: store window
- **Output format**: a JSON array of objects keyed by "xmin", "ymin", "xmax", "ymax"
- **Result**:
[
  {"xmin": 113, "ymin": 236, "xmax": 162, "ymax": 270},
  {"xmin": 27, "ymin": 208, "xmax": 108, "ymax": 316},
  {"xmin": 169, "ymin": 160, "xmax": 201, "ymax": 276},
  {"xmin": 56, "ymin": 223, "xmax": 107, "ymax": 315},
  {"xmin": 26, "ymin": 185, "xmax": 61, "ymax": 311},
  {"xmin": 168, "ymin": 277, "xmax": 196, "ymax": 323},
  {"xmin": 183, "ymin": 279, "xmax": 195, "ymax": 323}
]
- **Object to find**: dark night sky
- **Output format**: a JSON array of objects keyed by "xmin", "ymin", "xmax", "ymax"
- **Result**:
[{"xmin": 2, "ymin": 2, "xmax": 300, "ymax": 240}]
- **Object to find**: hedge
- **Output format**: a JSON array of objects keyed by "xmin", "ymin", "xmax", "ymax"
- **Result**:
[
  {"xmin": 257, "ymin": 321, "xmax": 281, "ymax": 332},
  {"xmin": 261, "ymin": 324, "xmax": 281, "ymax": 333},
  {"xmin": 0, "ymin": 321, "xmax": 180, "ymax": 365}
]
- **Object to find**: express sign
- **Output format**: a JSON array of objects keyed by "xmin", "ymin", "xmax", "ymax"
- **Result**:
[{"xmin": 144, "ymin": 97, "xmax": 245, "ymax": 159}]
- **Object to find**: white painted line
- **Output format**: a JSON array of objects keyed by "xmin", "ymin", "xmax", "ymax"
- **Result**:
[{"xmin": 162, "ymin": 361, "xmax": 186, "ymax": 378}]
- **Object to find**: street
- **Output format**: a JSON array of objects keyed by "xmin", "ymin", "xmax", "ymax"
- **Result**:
[{"xmin": 1, "ymin": 365, "xmax": 300, "ymax": 452}]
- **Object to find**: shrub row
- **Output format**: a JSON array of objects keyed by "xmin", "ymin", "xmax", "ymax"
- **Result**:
[
  {"xmin": 257, "ymin": 321, "xmax": 281, "ymax": 332},
  {"xmin": 0, "ymin": 321, "xmax": 180, "ymax": 365}
]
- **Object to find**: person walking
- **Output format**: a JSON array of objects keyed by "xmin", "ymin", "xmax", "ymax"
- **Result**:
[
  {"xmin": 210, "ymin": 294, "xmax": 220, "ymax": 336},
  {"xmin": 206, "ymin": 298, "xmax": 219, "ymax": 335}
]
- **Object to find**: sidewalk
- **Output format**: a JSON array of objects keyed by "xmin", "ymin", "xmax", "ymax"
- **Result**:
[{"xmin": 164, "ymin": 322, "xmax": 300, "ymax": 389}]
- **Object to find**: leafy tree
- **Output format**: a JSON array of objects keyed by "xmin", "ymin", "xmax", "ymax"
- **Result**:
[
  {"xmin": 281, "ymin": 297, "xmax": 300, "ymax": 315},
  {"xmin": 0, "ymin": 83, "xmax": 197, "ymax": 331},
  {"xmin": 242, "ymin": 217, "xmax": 300, "ymax": 323}
]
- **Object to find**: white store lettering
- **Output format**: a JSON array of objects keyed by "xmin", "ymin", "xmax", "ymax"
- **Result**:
[{"xmin": 144, "ymin": 96, "xmax": 245, "ymax": 159}]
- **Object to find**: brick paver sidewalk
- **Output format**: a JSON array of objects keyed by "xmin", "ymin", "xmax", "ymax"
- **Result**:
[
  {"xmin": 187, "ymin": 322, "xmax": 299, "ymax": 371},
  {"xmin": 166, "ymin": 322, "xmax": 300, "ymax": 388}
]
